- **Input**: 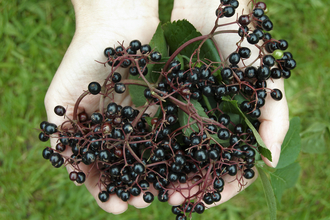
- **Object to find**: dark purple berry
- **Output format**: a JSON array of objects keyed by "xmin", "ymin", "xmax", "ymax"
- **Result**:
[{"xmin": 88, "ymin": 82, "xmax": 101, "ymax": 95}]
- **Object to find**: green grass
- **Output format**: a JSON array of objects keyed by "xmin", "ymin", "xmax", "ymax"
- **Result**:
[{"xmin": 1, "ymin": 0, "xmax": 330, "ymax": 219}]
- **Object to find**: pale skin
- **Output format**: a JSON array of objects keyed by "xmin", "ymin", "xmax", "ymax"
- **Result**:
[{"xmin": 45, "ymin": 0, "xmax": 289, "ymax": 214}]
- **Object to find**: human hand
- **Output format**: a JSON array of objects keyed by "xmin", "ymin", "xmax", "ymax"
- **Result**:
[
  {"xmin": 44, "ymin": 0, "xmax": 159, "ymax": 214},
  {"xmin": 168, "ymin": 0, "xmax": 289, "ymax": 207}
]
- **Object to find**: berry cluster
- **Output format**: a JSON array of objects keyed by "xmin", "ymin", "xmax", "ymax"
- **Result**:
[{"xmin": 38, "ymin": 1, "xmax": 295, "ymax": 219}]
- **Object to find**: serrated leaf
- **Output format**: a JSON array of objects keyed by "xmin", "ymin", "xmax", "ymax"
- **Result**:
[
  {"xmin": 276, "ymin": 117, "xmax": 301, "ymax": 169},
  {"xmin": 257, "ymin": 166, "xmax": 277, "ymax": 220},
  {"xmin": 270, "ymin": 162, "xmax": 301, "ymax": 203},
  {"xmin": 162, "ymin": 20, "xmax": 221, "ymax": 63},
  {"xmin": 221, "ymin": 96, "xmax": 272, "ymax": 161}
]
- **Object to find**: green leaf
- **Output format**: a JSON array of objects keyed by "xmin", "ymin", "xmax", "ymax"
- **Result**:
[
  {"xmin": 276, "ymin": 117, "xmax": 301, "ymax": 169},
  {"xmin": 128, "ymin": 22, "xmax": 168, "ymax": 107},
  {"xmin": 221, "ymin": 96, "xmax": 272, "ymax": 161},
  {"xmin": 270, "ymin": 162, "xmax": 301, "ymax": 203},
  {"xmin": 257, "ymin": 166, "xmax": 277, "ymax": 220},
  {"xmin": 300, "ymin": 122, "xmax": 327, "ymax": 154},
  {"xmin": 162, "ymin": 20, "xmax": 221, "ymax": 63},
  {"xmin": 177, "ymin": 98, "xmax": 228, "ymax": 144},
  {"xmin": 148, "ymin": 22, "xmax": 169, "ymax": 83}
]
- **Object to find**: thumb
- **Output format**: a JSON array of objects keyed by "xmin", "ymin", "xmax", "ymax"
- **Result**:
[{"xmin": 258, "ymin": 78, "xmax": 289, "ymax": 168}]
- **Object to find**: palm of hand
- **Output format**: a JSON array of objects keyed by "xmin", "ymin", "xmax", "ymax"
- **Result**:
[{"xmin": 45, "ymin": 0, "xmax": 289, "ymax": 215}]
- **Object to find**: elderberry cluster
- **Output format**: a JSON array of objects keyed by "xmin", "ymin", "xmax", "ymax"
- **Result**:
[{"xmin": 38, "ymin": 1, "xmax": 296, "ymax": 219}]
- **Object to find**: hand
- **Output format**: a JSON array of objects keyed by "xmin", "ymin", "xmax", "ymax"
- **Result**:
[
  {"xmin": 168, "ymin": 0, "xmax": 289, "ymax": 207},
  {"xmin": 44, "ymin": 0, "xmax": 159, "ymax": 214}
]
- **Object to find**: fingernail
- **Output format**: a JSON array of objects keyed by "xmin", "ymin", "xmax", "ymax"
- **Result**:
[{"xmin": 269, "ymin": 143, "xmax": 281, "ymax": 168}]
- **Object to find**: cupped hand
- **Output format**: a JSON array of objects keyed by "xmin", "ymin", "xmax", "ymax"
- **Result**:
[
  {"xmin": 169, "ymin": 0, "xmax": 289, "ymax": 207},
  {"xmin": 44, "ymin": 0, "xmax": 159, "ymax": 214}
]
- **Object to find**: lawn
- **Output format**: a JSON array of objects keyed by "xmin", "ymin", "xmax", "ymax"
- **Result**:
[{"xmin": 0, "ymin": 0, "xmax": 329, "ymax": 219}]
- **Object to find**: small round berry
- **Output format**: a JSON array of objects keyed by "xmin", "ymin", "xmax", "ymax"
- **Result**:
[
  {"xmin": 262, "ymin": 20, "xmax": 273, "ymax": 31},
  {"xmin": 208, "ymin": 149, "xmax": 220, "ymax": 160},
  {"xmin": 238, "ymin": 15, "xmax": 250, "ymax": 26},
  {"xmin": 120, "ymin": 191, "xmax": 130, "ymax": 202},
  {"xmin": 228, "ymin": 52, "xmax": 240, "ymax": 65},
  {"xmin": 39, "ymin": 132, "xmax": 49, "ymax": 142},
  {"xmin": 255, "ymin": 2, "xmax": 267, "ymax": 10},
  {"xmin": 282, "ymin": 69, "xmax": 291, "ymax": 79},
  {"xmin": 257, "ymin": 65, "xmax": 271, "ymax": 81},
  {"xmin": 217, "ymin": 128, "xmax": 230, "ymax": 140},
  {"xmin": 169, "ymin": 60, "xmax": 181, "ymax": 73},
  {"xmin": 244, "ymin": 168, "xmax": 255, "ymax": 179},
  {"xmin": 114, "ymin": 83, "xmax": 126, "ymax": 94},
  {"xmin": 76, "ymin": 172, "xmax": 86, "ymax": 183},
  {"xmin": 271, "ymin": 68, "xmax": 282, "ymax": 79},
  {"xmin": 253, "ymin": 8, "xmax": 264, "ymax": 17},
  {"xmin": 99, "ymin": 150, "xmax": 110, "ymax": 163},
  {"xmin": 143, "ymin": 192, "xmax": 154, "ymax": 203},
  {"xmin": 44, "ymin": 123, "xmax": 57, "ymax": 135},
  {"xmin": 42, "ymin": 147, "xmax": 53, "ymax": 159},
  {"xmin": 133, "ymin": 163, "xmax": 145, "ymax": 174},
  {"xmin": 130, "ymin": 40, "xmax": 141, "ymax": 51},
  {"xmin": 223, "ymin": 6, "xmax": 235, "ymax": 17},
  {"xmin": 88, "ymin": 82, "xmax": 101, "ymax": 95},
  {"xmin": 247, "ymin": 33, "xmax": 259, "ymax": 44},
  {"xmin": 106, "ymin": 102, "xmax": 118, "ymax": 115},
  {"xmin": 218, "ymin": 114, "xmax": 230, "ymax": 126},
  {"xmin": 279, "ymin": 39, "xmax": 289, "ymax": 50},
  {"xmin": 238, "ymin": 47, "xmax": 251, "ymax": 58},
  {"xmin": 263, "ymin": 55, "xmax": 276, "ymax": 67},
  {"xmin": 49, "ymin": 153, "xmax": 64, "ymax": 168},
  {"xmin": 213, "ymin": 177, "xmax": 224, "ymax": 189},
  {"xmin": 172, "ymin": 206, "xmax": 181, "ymax": 215},
  {"xmin": 283, "ymin": 59, "xmax": 296, "ymax": 70},
  {"xmin": 69, "ymin": 171, "xmax": 78, "ymax": 181},
  {"xmin": 82, "ymin": 150, "xmax": 96, "ymax": 165},
  {"xmin": 238, "ymin": 26, "xmax": 249, "ymax": 37},
  {"xmin": 140, "ymin": 44, "xmax": 151, "ymax": 54},
  {"xmin": 130, "ymin": 185, "xmax": 141, "ymax": 196},
  {"xmin": 271, "ymin": 89, "xmax": 283, "ymax": 101},
  {"xmin": 98, "ymin": 191, "xmax": 110, "ymax": 202},
  {"xmin": 104, "ymin": 47, "xmax": 115, "ymax": 57},
  {"xmin": 263, "ymin": 33, "xmax": 272, "ymax": 41},
  {"xmin": 112, "ymin": 72, "xmax": 121, "ymax": 83},
  {"xmin": 230, "ymin": 0, "xmax": 239, "ymax": 8},
  {"xmin": 115, "ymin": 45, "xmax": 124, "ymax": 56},
  {"xmin": 121, "ymin": 106, "xmax": 135, "ymax": 119},
  {"xmin": 273, "ymin": 50, "xmax": 284, "ymax": 60},
  {"xmin": 221, "ymin": 67, "xmax": 233, "ymax": 80},
  {"xmin": 212, "ymin": 191, "xmax": 221, "ymax": 202},
  {"xmin": 166, "ymin": 114, "xmax": 178, "ymax": 125},
  {"xmin": 194, "ymin": 149, "xmax": 208, "ymax": 162},
  {"xmin": 250, "ymin": 108, "xmax": 261, "ymax": 118},
  {"xmin": 227, "ymin": 164, "xmax": 237, "ymax": 176},
  {"xmin": 122, "ymin": 122, "xmax": 133, "ymax": 134},
  {"xmin": 150, "ymin": 51, "xmax": 162, "ymax": 62},
  {"xmin": 91, "ymin": 112, "xmax": 103, "ymax": 124},
  {"xmin": 138, "ymin": 57, "xmax": 148, "ymax": 66},
  {"xmin": 129, "ymin": 66, "xmax": 139, "ymax": 76},
  {"xmin": 54, "ymin": 105, "xmax": 66, "ymax": 116},
  {"xmin": 203, "ymin": 193, "xmax": 214, "ymax": 205},
  {"xmin": 245, "ymin": 66, "xmax": 257, "ymax": 78},
  {"xmin": 194, "ymin": 202, "xmax": 205, "ymax": 214}
]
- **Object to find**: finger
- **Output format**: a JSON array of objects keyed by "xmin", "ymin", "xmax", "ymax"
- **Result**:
[
  {"xmin": 83, "ymin": 165, "xmax": 129, "ymax": 214},
  {"xmin": 127, "ymin": 193, "xmax": 151, "ymax": 209},
  {"xmin": 259, "ymin": 78, "xmax": 289, "ymax": 168},
  {"xmin": 167, "ymin": 182, "xmax": 200, "ymax": 206},
  {"xmin": 205, "ymin": 168, "xmax": 258, "ymax": 208}
]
